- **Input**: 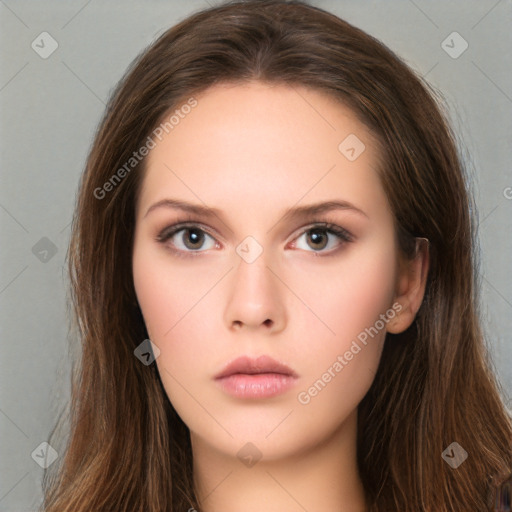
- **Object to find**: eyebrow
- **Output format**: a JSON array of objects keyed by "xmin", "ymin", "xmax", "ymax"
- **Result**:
[{"xmin": 143, "ymin": 198, "xmax": 368, "ymax": 221}]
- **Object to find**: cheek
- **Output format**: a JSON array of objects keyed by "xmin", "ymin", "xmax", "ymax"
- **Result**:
[
  {"xmin": 330, "ymin": 248, "xmax": 397, "ymax": 338},
  {"xmin": 132, "ymin": 241, "xmax": 224, "ymax": 380},
  {"xmin": 291, "ymin": 238, "xmax": 398, "ymax": 349},
  {"xmin": 290, "ymin": 238, "xmax": 397, "ymax": 407},
  {"xmin": 133, "ymin": 239, "xmax": 215, "ymax": 338}
]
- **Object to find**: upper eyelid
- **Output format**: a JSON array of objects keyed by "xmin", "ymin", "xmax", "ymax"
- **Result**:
[{"xmin": 157, "ymin": 221, "xmax": 222, "ymax": 243}]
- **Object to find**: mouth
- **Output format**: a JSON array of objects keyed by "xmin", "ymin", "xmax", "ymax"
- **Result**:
[{"xmin": 214, "ymin": 355, "xmax": 298, "ymax": 399}]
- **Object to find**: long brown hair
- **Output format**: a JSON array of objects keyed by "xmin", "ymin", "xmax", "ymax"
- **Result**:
[{"xmin": 41, "ymin": 1, "xmax": 512, "ymax": 510}]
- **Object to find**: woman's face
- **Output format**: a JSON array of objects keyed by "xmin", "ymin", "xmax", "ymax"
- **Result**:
[{"xmin": 132, "ymin": 81, "xmax": 407, "ymax": 461}]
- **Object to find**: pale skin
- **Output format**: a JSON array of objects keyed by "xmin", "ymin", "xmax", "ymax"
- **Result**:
[{"xmin": 132, "ymin": 81, "xmax": 429, "ymax": 512}]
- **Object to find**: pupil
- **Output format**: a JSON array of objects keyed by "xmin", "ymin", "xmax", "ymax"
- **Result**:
[
  {"xmin": 185, "ymin": 229, "xmax": 204, "ymax": 249},
  {"xmin": 309, "ymin": 229, "xmax": 327, "ymax": 250}
]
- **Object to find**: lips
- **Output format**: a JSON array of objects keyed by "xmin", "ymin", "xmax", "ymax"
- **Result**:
[
  {"xmin": 214, "ymin": 355, "xmax": 299, "ymax": 399},
  {"xmin": 214, "ymin": 355, "xmax": 298, "ymax": 379}
]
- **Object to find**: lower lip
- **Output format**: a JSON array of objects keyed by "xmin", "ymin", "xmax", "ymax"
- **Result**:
[{"xmin": 215, "ymin": 373, "xmax": 297, "ymax": 399}]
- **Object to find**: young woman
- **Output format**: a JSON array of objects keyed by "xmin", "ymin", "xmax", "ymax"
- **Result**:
[{"xmin": 41, "ymin": 1, "xmax": 512, "ymax": 510}]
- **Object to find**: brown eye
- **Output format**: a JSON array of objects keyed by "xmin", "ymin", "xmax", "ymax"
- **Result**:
[
  {"xmin": 181, "ymin": 228, "xmax": 206, "ymax": 250},
  {"xmin": 293, "ymin": 223, "xmax": 353, "ymax": 254},
  {"xmin": 157, "ymin": 224, "xmax": 217, "ymax": 254},
  {"xmin": 306, "ymin": 228, "xmax": 329, "ymax": 250}
]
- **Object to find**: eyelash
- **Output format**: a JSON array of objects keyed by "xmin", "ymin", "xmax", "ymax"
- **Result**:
[{"xmin": 155, "ymin": 217, "xmax": 354, "ymax": 258}]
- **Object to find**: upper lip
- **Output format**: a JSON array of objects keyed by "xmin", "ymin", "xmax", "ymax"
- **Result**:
[{"xmin": 215, "ymin": 355, "xmax": 298, "ymax": 379}]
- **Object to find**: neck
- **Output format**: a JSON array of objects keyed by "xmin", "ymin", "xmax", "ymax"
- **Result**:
[{"xmin": 191, "ymin": 409, "xmax": 368, "ymax": 512}]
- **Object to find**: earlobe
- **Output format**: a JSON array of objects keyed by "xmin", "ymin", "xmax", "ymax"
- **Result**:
[{"xmin": 387, "ymin": 238, "xmax": 430, "ymax": 334}]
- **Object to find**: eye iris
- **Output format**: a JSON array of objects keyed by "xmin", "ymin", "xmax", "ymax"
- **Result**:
[
  {"xmin": 307, "ymin": 228, "xmax": 328, "ymax": 250},
  {"xmin": 183, "ymin": 228, "xmax": 204, "ymax": 250}
]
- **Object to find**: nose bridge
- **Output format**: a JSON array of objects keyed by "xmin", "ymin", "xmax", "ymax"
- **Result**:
[
  {"xmin": 235, "ymin": 242, "xmax": 272, "ymax": 296},
  {"xmin": 223, "ymin": 237, "xmax": 286, "ymax": 330}
]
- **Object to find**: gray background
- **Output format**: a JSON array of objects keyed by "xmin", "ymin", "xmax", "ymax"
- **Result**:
[{"xmin": 1, "ymin": 1, "xmax": 511, "ymax": 510}]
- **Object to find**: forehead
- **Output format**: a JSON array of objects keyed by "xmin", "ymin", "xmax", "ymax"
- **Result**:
[{"xmin": 137, "ymin": 81, "xmax": 388, "ymax": 222}]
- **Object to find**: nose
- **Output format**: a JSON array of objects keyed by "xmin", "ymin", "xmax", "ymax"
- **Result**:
[{"xmin": 223, "ymin": 248, "xmax": 287, "ymax": 333}]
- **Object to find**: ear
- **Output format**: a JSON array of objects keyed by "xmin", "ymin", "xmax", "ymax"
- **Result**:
[{"xmin": 387, "ymin": 238, "xmax": 430, "ymax": 334}]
